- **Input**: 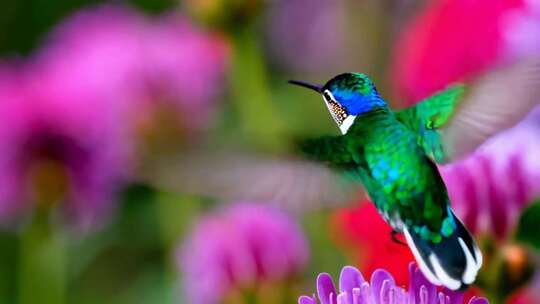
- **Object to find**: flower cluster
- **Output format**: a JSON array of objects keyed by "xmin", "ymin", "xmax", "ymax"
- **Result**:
[{"xmin": 299, "ymin": 263, "xmax": 488, "ymax": 304}]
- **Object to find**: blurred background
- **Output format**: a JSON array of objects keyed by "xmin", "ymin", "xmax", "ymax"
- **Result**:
[{"xmin": 0, "ymin": 0, "xmax": 540, "ymax": 303}]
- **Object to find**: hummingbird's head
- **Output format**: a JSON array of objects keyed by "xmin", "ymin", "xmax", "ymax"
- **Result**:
[{"xmin": 289, "ymin": 73, "xmax": 386, "ymax": 134}]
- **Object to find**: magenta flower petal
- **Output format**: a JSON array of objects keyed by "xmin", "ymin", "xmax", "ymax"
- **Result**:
[
  {"xmin": 371, "ymin": 269, "xmax": 396, "ymax": 304},
  {"xmin": 469, "ymin": 297, "xmax": 490, "ymax": 304},
  {"xmin": 317, "ymin": 273, "xmax": 337, "ymax": 304},
  {"xmin": 408, "ymin": 261, "xmax": 437, "ymax": 304},
  {"xmin": 299, "ymin": 295, "xmax": 318, "ymax": 304},
  {"xmin": 339, "ymin": 266, "xmax": 365, "ymax": 303},
  {"xmin": 444, "ymin": 289, "xmax": 465, "ymax": 304}
]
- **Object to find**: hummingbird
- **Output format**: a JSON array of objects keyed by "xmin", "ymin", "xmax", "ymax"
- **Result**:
[{"xmin": 288, "ymin": 58, "xmax": 540, "ymax": 290}]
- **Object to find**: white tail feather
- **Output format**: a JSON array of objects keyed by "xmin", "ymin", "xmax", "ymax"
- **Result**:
[{"xmin": 403, "ymin": 228, "xmax": 441, "ymax": 286}]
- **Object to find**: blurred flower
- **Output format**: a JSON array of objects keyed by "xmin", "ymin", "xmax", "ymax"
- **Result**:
[
  {"xmin": 37, "ymin": 4, "xmax": 229, "ymax": 154},
  {"xmin": 298, "ymin": 262, "xmax": 488, "ymax": 304},
  {"xmin": 264, "ymin": 0, "xmax": 346, "ymax": 74},
  {"xmin": 0, "ymin": 63, "xmax": 130, "ymax": 230},
  {"xmin": 503, "ymin": 0, "xmax": 540, "ymax": 60},
  {"xmin": 0, "ymin": 4, "xmax": 229, "ymax": 229},
  {"xmin": 391, "ymin": 0, "xmax": 534, "ymax": 105},
  {"xmin": 177, "ymin": 203, "xmax": 309, "ymax": 304},
  {"xmin": 439, "ymin": 112, "xmax": 540, "ymax": 239},
  {"xmin": 332, "ymin": 202, "xmax": 414, "ymax": 285}
]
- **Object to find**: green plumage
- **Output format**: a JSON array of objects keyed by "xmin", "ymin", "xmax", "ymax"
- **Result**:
[
  {"xmin": 290, "ymin": 69, "xmax": 533, "ymax": 289},
  {"xmin": 300, "ymin": 82, "xmax": 467, "ymax": 243}
]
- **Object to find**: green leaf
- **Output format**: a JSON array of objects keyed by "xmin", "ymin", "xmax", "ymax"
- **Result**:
[
  {"xmin": 19, "ymin": 214, "xmax": 67, "ymax": 304},
  {"xmin": 301, "ymin": 211, "xmax": 348, "ymax": 281},
  {"xmin": 515, "ymin": 199, "xmax": 540, "ymax": 250}
]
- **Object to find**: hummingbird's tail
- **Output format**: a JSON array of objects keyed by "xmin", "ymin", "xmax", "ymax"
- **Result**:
[{"xmin": 403, "ymin": 210, "xmax": 482, "ymax": 291}]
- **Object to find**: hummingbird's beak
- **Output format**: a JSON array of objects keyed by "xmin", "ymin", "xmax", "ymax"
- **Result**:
[{"xmin": 288, "ymin": 80, "xmax": 323, "ymax": 93}]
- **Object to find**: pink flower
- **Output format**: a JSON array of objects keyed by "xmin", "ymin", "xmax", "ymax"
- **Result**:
[
  {"xmin": 440, "ymin": 112, "xmax": 540, "ymax": 239},
  {"xmin": 37, "ymin": 4, "xmax": 229, "ymax": 135},
  {"xmin": 0, "ymin": 63, "xmax": 131, "ymax": 230},
  {"xmin": 391, "ymin": 0, "xmax": 530, "ymax": 105},
  {"xmin": 177, "ymin": 203, "xmax": 309, "ymax": 304},
  {"xmin": 503, "ymin": 0, "xmax": 540, "ymax": 59}
]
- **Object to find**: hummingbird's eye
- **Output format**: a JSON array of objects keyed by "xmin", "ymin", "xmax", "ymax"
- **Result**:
[{"xmin": 323, "ymin": 91, "xmax": 333, "ymax": 102}]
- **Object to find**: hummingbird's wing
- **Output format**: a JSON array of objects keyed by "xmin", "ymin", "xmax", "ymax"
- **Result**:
[
  {"xmin": 136, "ymin": 150, "xmax": 363, "ymax": 213},
  {"xmin": 299, "ymin": 135, "xmax": 354, "ymax": 165},
  {"xmin": 396, "ymin": 57, "xmax": 540, "ymax": 163}
]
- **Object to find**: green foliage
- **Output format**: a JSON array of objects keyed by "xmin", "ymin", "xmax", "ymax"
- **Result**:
[
  {"xmin": 515, "ymin": 199, "xmax": 540, "ymax": 250},
  {"xmin": 301, "ymin": 211, "xmax": 347, "ymax": 281},
  {"xmin": 0, "ymin": 232, "xmax": 18, "ymax": 304},
  {"xmin": 19, "ymin": 215, "xmax": 67, "ymax": 304},
  {"xmin": 0, "ymin": 0, "xmax": 102, "ymax": 55},
  {"xmin": 0, "ymin": 0, "xmax": 174, "ymax": 55},
  {"xmin": 65, "ymin": 183, "xmax": 212, "ymax": 304}
]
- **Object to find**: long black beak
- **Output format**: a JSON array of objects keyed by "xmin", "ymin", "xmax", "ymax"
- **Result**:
[{"xmin": 288, "ymin": 80, "xmax": 323, "ymax": 93}]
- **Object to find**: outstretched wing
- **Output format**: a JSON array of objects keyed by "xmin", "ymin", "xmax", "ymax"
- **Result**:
[
  {"xmin": 396, "ymin": 85, "xmax": 465, "ymax": 163},
  {"xmin": 397, "ymin": 57, "xmax": 540, "ymax": 163},
  {"xmin": 137, "ymin": 150, "xmax": 363, "ymax": 212}
]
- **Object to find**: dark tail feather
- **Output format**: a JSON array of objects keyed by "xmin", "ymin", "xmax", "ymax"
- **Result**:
[{"xmin": 403, "ymin": 210, "xmax": 482, "ymax": 291}]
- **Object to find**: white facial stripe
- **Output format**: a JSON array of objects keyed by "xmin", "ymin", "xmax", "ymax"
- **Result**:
[
  {"xmin": 322, "ymin": 90, "xmax": 355, "ymax": 134},
  {"xmin": 321, "ymin": 90, "xmax": 340, "ymax": 123},
  {"xmin": 340, "ymin": 115, "xmax": 357, "ymax": 134}
]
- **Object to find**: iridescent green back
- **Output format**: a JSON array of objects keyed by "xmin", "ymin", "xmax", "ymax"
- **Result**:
[
  {"xmin": 299, "ymin": 84, "xmax": 468, "ymax": 243},
  {"xmin": 343, "ymin": 109, "xmax": 454, "ymax": 243}
]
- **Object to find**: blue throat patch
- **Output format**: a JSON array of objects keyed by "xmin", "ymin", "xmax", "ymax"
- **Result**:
[{"xmin": 332, "ymin": 90, "xmax": 387, "ymax": 115}]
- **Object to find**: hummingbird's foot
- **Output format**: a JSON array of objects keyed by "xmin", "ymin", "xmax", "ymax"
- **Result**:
[{"xmin": 391, "ymin": 230, "xmax": 407, "ymax": 246}]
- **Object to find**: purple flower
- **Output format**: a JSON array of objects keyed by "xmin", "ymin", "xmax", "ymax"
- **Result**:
[
  {"xmin": 177, "ymin": 203, "xmax": 309, "ymax": 304},
  {"xmin": 0, "ymin": 63, "xmax": 131, "ymax": 230},
  {"xmin": 440, "ymin": 110, "xmax": 540, "ymax": 239},
  {"xmin": 299, "ymin": 263, "xmax": 488, "ymax": 304}
]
